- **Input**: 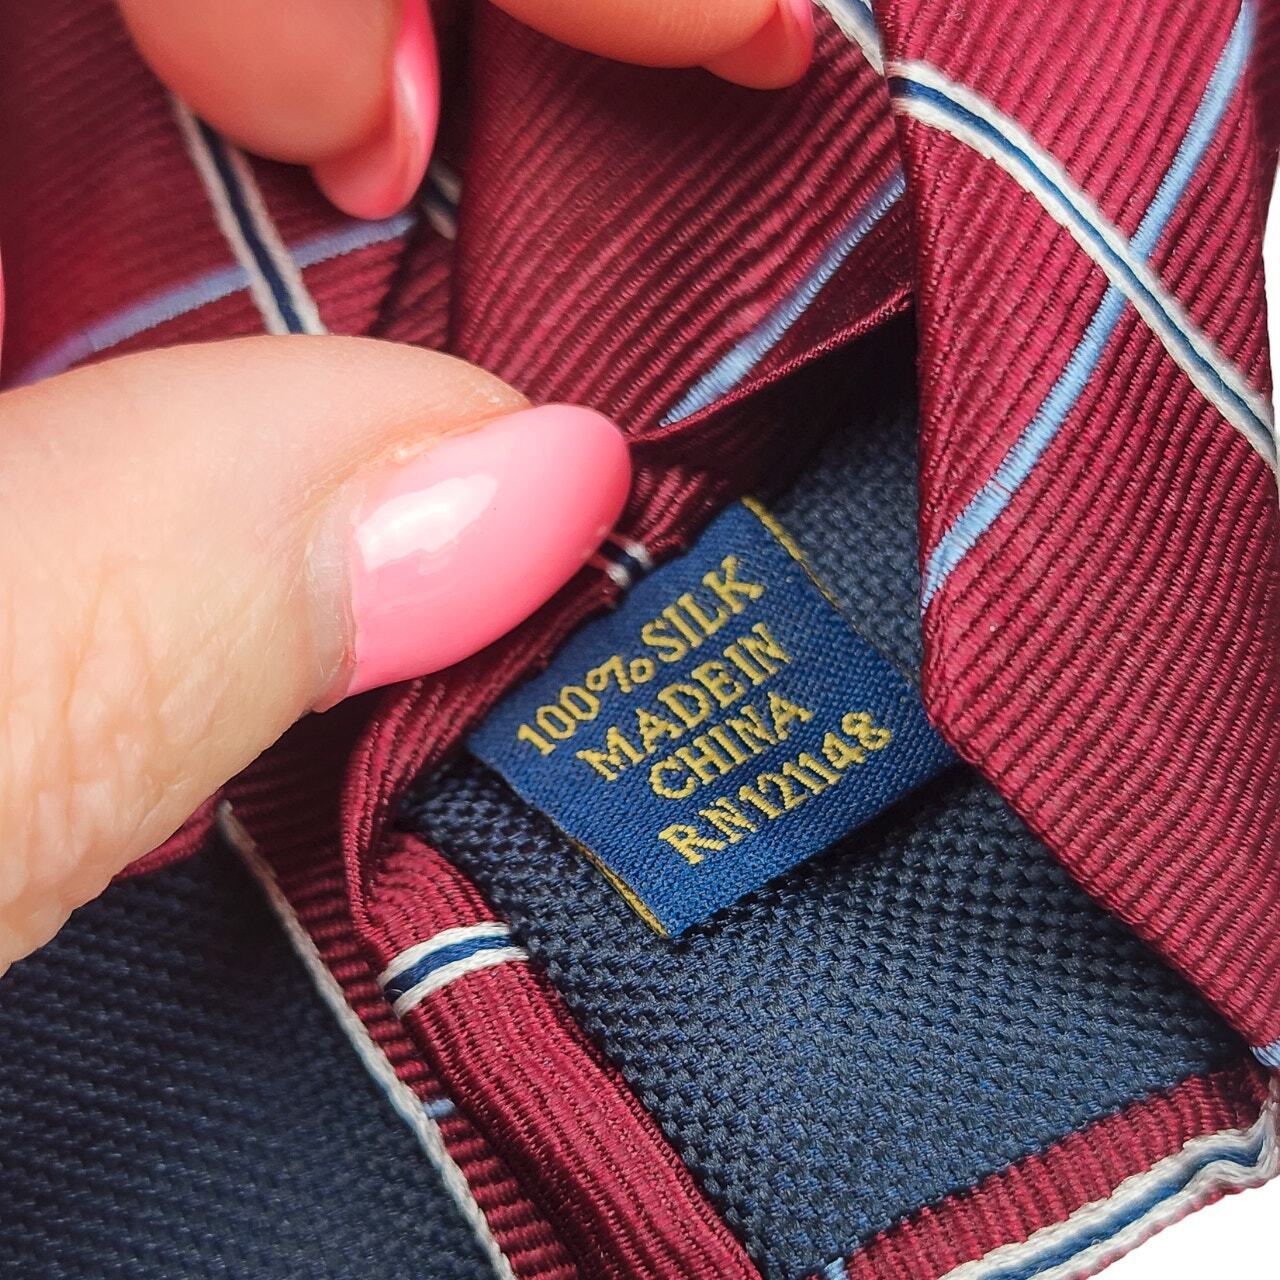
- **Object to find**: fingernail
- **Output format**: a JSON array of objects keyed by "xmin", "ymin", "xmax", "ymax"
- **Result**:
[
  {"xmin": 312, "ymin": 0, "xmax": 439, "ymax": 220},
  {"xmin": 703, "ymin": 0, "xmax": 815, "ymax": 90},
  {"xmin": 315, "ymin": 406, "xmax": 631, "ymax": 703}
]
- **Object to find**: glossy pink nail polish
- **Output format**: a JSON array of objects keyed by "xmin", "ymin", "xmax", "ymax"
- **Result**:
[
  {"xmin": 313, "ymin": 0, "xmax": 439, "ymax": 220},
  {"xmin": 704, "ymin": 0, "xmax": 816, "ymax": 90},
  {"xmin": 335, "ymin": 405, "xmax": 630, "ymax": 699}
]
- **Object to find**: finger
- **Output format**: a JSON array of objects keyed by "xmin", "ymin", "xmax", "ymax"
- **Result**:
[
  {"xmin": 491, "ymin": 0, "xmax": 814, "ymax": 86},
  {"xmin": 117, "ymin": 0, "xmax": 437, "ymax": 219},
  {"xmin": 117, "ymin": 0, "xmax": 812, "ymax": 226},
  {"xmin": 117, "ymin": 0, "xmax": 400, "ymax": 162},
  {"xmin": 702, "ymin": 0, "xmax": 816, "ymax": 90},
  {"xmin": 0, "ymin": 337, "xmax": 629, "ymax": 971}
]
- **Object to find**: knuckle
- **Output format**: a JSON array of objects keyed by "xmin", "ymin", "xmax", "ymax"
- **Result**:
[{"xmin": 0, "ymin": 558, "xmax": 204, "ymax": 967}]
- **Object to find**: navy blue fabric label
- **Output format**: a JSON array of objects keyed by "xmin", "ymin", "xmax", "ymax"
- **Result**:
[{"xmin": 468, "ymin": 501, "xmax": 954, "ymax": 935}]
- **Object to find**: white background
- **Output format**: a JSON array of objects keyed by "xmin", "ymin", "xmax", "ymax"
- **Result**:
[{"xmin": 1099, "ymin": 171, "xmax": 1280, "ymax": 1280}]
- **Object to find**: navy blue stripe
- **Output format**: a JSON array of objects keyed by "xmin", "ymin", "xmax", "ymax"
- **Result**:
[
  {"xmin": 382, "ymin": 934, "xmax": 514, "ymax": 1003},
  {"xmin": 887, "ymin": 78, "xmax": 1273, "ymax": 463},
  {"xmin": 196, "ymin": 120, "xmax": 307, "ymax": 335},
  {"xmin": 612, "ymin": 548, "xmax": 650, "ymax": 585},
  {"xmin": 618, "ymin": 551, "xmax": 648, "ymax": 583},
  {"xmin": 425, "ymin": 167, "xmax": 459, "ymax": 212}
]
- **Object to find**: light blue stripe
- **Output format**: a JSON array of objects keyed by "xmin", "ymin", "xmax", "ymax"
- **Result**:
[
  {"xmin": 293, "ymin": 211, "xmax": 415, "ymax": 268},
  {"xmin": 661, "ymin": 170, "xmax": 905, "ymax": 423},
  {"xmin": 895, "ymin": 69, "xmax": 1272, "ymax": 462},
  {"xmin": 15, "ymin": 262, "xmax": 253, "ymax": 385},
  {"xmin": 919, "ymin": 2, "xmax": 1257, "ymax": 609},
  {"xmin": 14, "ymin": 212, "xmax": 414, "ymax": 386},
  {"xmin": 423, "ymin": 1097, "xmax": 457, "ymax": 1121},
  {"xmin": 820, "ymin": 1259, "xmax": 848, "ymax": 1279},
  {"xmin": 1255, "ymin": 1039, "xmax": 1280, "ymax": 1069}
]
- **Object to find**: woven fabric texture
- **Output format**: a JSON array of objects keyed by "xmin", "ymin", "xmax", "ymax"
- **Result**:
[
  {"xmin": 402, "ymin": 341, "xmax": 1242, "ymax": 1279},
  {"xmin": 766, "ymin": 323, "xmax": 923, "ymax": 678},
  {"xmin": 890, "ymin": 0, "xmax": 1280, "ymax": 1051},
  {"xmin": 406, "ymin": 759, "xmax": 1242, "ymax": 1280},
  {"xmin": 0, "ymin": 846, "xmax": 493, "ymax": 1280},
  {"xmin": 0, "ymin": 2, "xmax": 1273, "ymax": 1276}
]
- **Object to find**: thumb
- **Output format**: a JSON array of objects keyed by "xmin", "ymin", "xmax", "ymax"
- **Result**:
[{"xmin": 0, "ymin": 336, "xmax": 629, "ymax": 970}]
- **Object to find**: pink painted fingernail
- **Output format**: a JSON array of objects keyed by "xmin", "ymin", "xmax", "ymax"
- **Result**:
[
  {"xmin": 703, "ymin": 0, "xmax": 816, "ymax": 90},
  {"xmin": 317, "ymin": 406, "xmax": 631, "ymax": 702},
  {"xmin": 312, "ymin": 0, "xmax": 439, "ymax": 220}
]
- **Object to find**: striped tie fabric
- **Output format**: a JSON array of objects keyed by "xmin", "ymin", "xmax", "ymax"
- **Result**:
[
  {"xmin": 0, "ymin": 1, "xmax": 1277, "ymax": 1278},
  {"xmin": 880, "ymin": 0, "xmax": 1280, "ymax": 1064}
]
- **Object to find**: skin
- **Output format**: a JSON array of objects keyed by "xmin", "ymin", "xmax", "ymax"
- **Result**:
[
  {"xmin": 0, "ymin": 0, "xmax": 793, "ymax": 974},
  {"xmin": 0, "ymin": 340, "xmax": 527, "ymax": 968},
  {"xmin": 115, "ymin": 0, "xmax": 783, "ymax": 164}
]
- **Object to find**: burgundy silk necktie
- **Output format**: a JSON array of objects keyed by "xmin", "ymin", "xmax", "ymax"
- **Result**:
[
  {"xmin": 878, "ymin": 0, "xmax": 1280, "ymax": 1062},
  {"xmin": 0, "ymin": 1, "xmax": 1276, "ymax": 1277}
]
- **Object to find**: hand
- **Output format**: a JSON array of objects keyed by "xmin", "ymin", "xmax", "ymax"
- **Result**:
[
  {"xmin": 0, "ymin": 1, "xmax": 812, "ymax": 973},
  {"xmin": 116, "ymin": 0, "xmax": 815, "ymax": 218}
]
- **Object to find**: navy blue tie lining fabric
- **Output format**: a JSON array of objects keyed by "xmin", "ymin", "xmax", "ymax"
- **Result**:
[
  {"xmin": 401, "ymin": 339, "xmax": 1243, "ymax": 1280},
  {"xmin": 0, "ymin": 846, "xmax": 493, "ymax": 1280}
]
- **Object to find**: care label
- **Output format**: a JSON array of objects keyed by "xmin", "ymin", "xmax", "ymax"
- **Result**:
[{"xmin": 468, "ymin": 500, "xmax": 954, "ymax": 935}]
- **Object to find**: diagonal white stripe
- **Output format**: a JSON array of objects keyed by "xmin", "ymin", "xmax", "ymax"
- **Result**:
[
  {"xmin": 936, "ymin": 1081, "xmax": 1279, "ymax": 1280},
  {"xmin": 391, "ymin": 947, "xmax": 529, "ymax": 1018},
  {"xmin": 422, "ymin": 197, "xmax": 458, "ymax": 242},
  {"xmin": 590, "ymin": 552, "xmax": 635, "ymax": 589},
  {"xmin": 217, "ymin": 142, "xmax": 327, "ymax": 335},
  {"xmin": 815, "ymin": 0, "xmax": 884, "ymax": 73},
  {"xmin": 618, "ymin": 539, "xmax": 653, "ymax": 569},
  {"xmin": 174, "ymin": 99, "xmax": 330, "ymax": 337},
  {"xmin": 172, "ymin": 101, "xmax": 292, "ymax": 336},
  {"xmin": 220, "ymin": 804, "xmax": 516, "ymax": 1280},
  {"xmin": 379, "ymin": 921, "xmax": 512, "ymax": 985},
  {"xmin": 428, "ymin": 160, "xmax": 463, "ymax": 206},
  {"xmin": 892, "ymin": 61, "xmax": 1277, "ymax": 470}
]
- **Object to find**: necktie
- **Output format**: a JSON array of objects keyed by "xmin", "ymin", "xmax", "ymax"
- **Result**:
[
  {"xmin": 216, "ymin": 3, "xmax": 1280, "ymax": 1272},
  {"xmin": 0, "ymin": 1, "xmax": 1275, "ymax": 1277},
  {"xmin": 881, "ymin": 0, "xmax": 1280, "ymax": 1063}
]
